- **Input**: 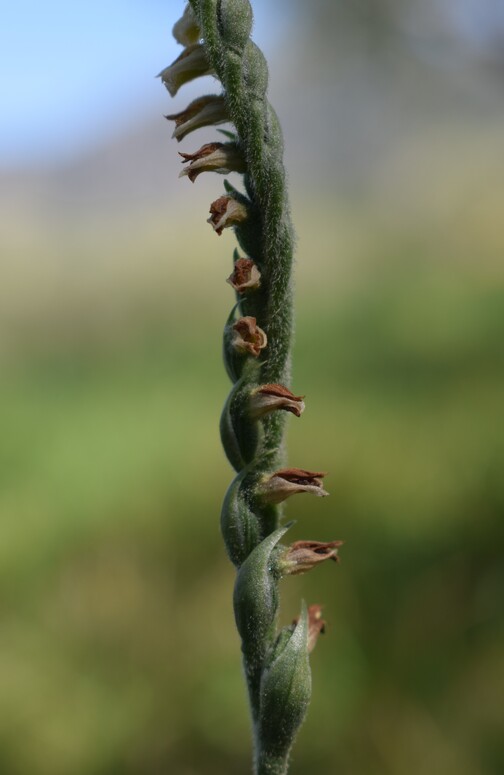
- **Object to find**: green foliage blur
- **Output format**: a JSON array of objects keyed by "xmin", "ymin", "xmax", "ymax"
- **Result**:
[
  {"xmin": 1, "ymin": 194, "xmax": 502, "ymax": 774},
  {"xmin": 1, "ymin": 3, "xmax": 504, "ymax": 773}
]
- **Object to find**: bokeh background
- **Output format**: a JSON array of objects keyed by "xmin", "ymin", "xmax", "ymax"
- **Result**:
[{"xmin": 1, "ymin": 1, "xmax": 503, "ymax": 773}]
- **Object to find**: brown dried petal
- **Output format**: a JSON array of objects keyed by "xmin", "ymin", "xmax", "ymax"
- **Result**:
[
  {"xmin": 250, "ymin": 383, "xmax": 305, "ymax": 419},
  {"xmin": 232, "ymin": 316, "xmax": 267, "ymax": 357},
  {"xmin": 260, "ymin": 468, "xmax": 328, "ymax": 504},
  {"xmin": 226, "ymin": 258, "xmax": 261, "ymax": 293},
  {"xmin": 179, "ymin": 142, "xmax": 223, "ymax": 162},
  {"xmin": 282, "ymin": 540, "xmax": 344, "ymax": 576},
  {"xmin": 276, "ymin": 468, "xmax": 327, "ymax": 484},
  {"xmin": 207, "ymin": 196, "xmax": 248, "ymax": 236},
  {"xmin": 179, "ymin": 142, "xmax": 246, "ymax": 183}
]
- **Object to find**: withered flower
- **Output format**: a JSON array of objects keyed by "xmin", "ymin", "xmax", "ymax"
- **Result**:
[
  {"xmin": 172, "ymin": 3, "xmax": 200, "ymax": 46},
  {"xmin": 250, "ymin": 384, "xmax": 305, "ymax": 419},
  {"xmin": 232, "ymin": 317, "xmax": 267, "ymax": 357},
  {"xmin": 280, "ymin": 541, "xmax": 343, "ymax": 576},
  {"xmin": 292, "ymin": 604, "xmax": 326, "ymax": 653},
  {"xmin": 259, "ymin": 468, "xmax": 328, "ymax": 504},
  {"xmin": 179, "ymin": 142, "xmax": 246, "ymax": 183},
  {"xmin": 165, "ymin": 95, "xmax": 229, "ymax": 142},
  {"xmin": 227, "ymin": 258, "xmax": 261, "ymax": 294},
  {"xmin": 208, "ymin": 195, "xmax": 248, "ymax": 235},
  {"xmin": 158, "ymin": 44, "xmax": 213, "ymax": 98}
]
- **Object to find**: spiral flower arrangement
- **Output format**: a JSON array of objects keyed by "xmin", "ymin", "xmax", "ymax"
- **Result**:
[{"xmin": 160, "ymin": 3, "xmax": 343, "ymax": 773}]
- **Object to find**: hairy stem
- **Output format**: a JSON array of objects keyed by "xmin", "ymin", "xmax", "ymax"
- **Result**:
[{"xmin": 160, "ymin": 3, "xmax": 341, "ymax": 772}]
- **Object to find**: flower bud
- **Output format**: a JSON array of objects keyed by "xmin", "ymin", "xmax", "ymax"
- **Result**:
[
  {"xmin": 226, "ymin": 258, "xmax": 261, "ymax": 293},
  {"xmin": 158, "ymin": 44, "xmax": 212, "ymax": 98},
  {"xmin": 208, "ymin": 195, "xmax": 248, "ymax": 235},
  {"xmin": 258, "ymin": 468, "xmax": 328, "ymax": 504},
  {"xmin": 232, "ymin": 316, "xmax": 267, "ymax": 357},
  {"xmin": 249, "ymin": 384, "xmax": 305, "ymax": 419},
  {"xmin": 220, "ymin": 363, "xmax": 261, "ymax": 472},
  {"xmin": 234, "ymin": 526, "xmax": 290, "ymax": 661},
  {"xmin": 221, "ymin": 470, "xmax": 260, "ymax": 567},
  {"xmin": 278, "ymin": 540, "xmax": 344, "ymax": 576},
  {"xmin": 179, "ymin": 142, "xmax": 246, "ymax": 182},
  {"xmin": 165, "ymin": 95, "xmax": 229, "ymax": 142},
  {"xmin": 258, "ymin": 603, "xmax": 311, "ymax": 765},
  {"xmin": 172, "ymin": 3, "xmax": 200, "ymax": 46},
  {"xmin": 293, "ymin": 604, "xmax": 326, "ymax": 653},
  {"xmin": 217, "ymin": 0, "xmax": 253, "ymax": 51},
  {"xmin": 242, "ymin": 41, "xmax": 269, "ymax": 99}
]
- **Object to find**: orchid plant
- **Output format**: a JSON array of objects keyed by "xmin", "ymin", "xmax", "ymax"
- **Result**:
[{"xmin": 160, "ymin": 3, "xmax": 342, "ymax": 773}]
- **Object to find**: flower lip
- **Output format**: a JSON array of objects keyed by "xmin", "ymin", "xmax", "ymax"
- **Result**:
[
  {"xmin": 259, "ymin": 468, "xmax": 328, "ymax": 504},
  {"xmin": 158, "ymin": 44, "xmax": 212, "ymax": 98},
  {"xmin": 227, "ymin": 258, "xmax": 261, "ymax": 294},
  {"xmin": 250, "ymin": 384, "xmax": 305, "ymax": 419},
  {"xmin": 232, "ymin": 316, "xmax": 267, "ymax": 357},
  {"xmin": 179, "ymin": 142, "xmax": 246, "ymax": 183},
  {"xmin": 208, "ymin": 195, "xmax": 248, "ymax": 236},
  {"xmin": 165, "ymin": 95, "xmax": 228, "ymax": 142}
]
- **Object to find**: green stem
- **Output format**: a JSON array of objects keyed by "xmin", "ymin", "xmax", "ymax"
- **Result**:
[
  {"xmin": 170, "ymin": 4, "xmax": 314, "ymax": 773},
  {"xmin": 198, "ymin": 0, "xmax": 295, "ymax": 463},
  {"xmin": 256, "ymin": 751, "xmax": 289, "ymax": 775}
]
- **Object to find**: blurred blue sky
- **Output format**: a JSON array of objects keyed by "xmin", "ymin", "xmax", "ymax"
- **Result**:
[
  {"xmin": 0, "ymin": 0, "xmax": 283, "ymax": 167},
  {"xmin": 2, "ymin": 0, "xmax": 503, "ymax": 168}
]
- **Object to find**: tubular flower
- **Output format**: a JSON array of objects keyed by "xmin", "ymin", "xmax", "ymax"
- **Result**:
[
  {"xmin": 279, "ymin": 541, "xmax": 344, "ymax": 576},
  {"xmin": 249, "ymin": 384, "xmax": 305, "ymax": 419},
  {"xmin": 179, "ymin": 142, "xmax": 246, "ymax": 183},
  {"xmin": 259, "ymin": 468, "xmax": 328, "ymax": 504},
  {"xmin": 165, "ymin": 95, "xmax": 229, "ymax": 142},
  {"xmin": 227, "ymin": 258, "xmax": 261, "ymax": 293},
  {"xmin": 232, "ymin": 317, "xmax": 267, "ymax": 357},
  {"xmin": 207, "ymin": 195, "xmax": 248, "ymax": 235},
  {"xmin": 292, "ymin": 604, "xmax": 326, "ymax": 653},
  {"xmin": 158, "ymin": 44, "xmax": 213, "ymax": 98},
  {"xmin": 172, "ymin": 3, "xmax": 200, "ymax": 46}
]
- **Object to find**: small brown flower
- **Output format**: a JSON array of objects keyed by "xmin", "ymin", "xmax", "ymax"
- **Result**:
[
  {"xmin": 281, "ymin": 541, "xmax": 343, "ymax": 576},
  {"xmin": 292, "ymin": 604, "xmax": 326, "ymax": 653},
  {"xmin": 158, "ymin": 44, "xmax": 213, "ymax": 98},
  {"xmin": 172, "ymin": 3, "xmax": 200, "ymax": 46},
  {"xmin": 165, "ymin": 95, "xmax": 228, "ymax": 142},
  {"xmin": 179, "ymin": 142, "xmax": 246, "ymax": 183},
  {"xmin": 208, "ymin": 195, "xmax": 248, "ymax": 235},
  {"xmin": 232, "ymin": 317, "xmax": 267, "ymax": 357},
  {"xmin": 227, "ymin": 258, "xmax": 261, "ymax": 293},
  {"xmin": 250, "ymin": 384, "xmax": 305, "ymax": 419},
  {"xmin": 260, "ymin": 468, "xmax": 328, "ymax": 504}
]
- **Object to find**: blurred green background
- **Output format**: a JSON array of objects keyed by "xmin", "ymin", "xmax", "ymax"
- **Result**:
[{"xmin": 1, "ymin": 1, "xmax": 503, "ymax": 773}]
